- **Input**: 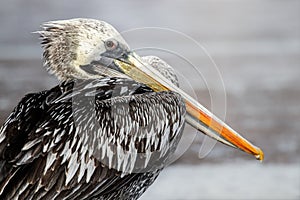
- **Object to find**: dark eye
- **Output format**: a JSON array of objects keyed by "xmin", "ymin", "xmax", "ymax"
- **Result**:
[{"xmin": 105, "ymin": 39, "xmax": 118, "ymax": 51}]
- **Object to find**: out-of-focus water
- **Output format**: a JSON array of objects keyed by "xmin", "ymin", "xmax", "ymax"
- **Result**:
[{"xmin": 0, "ymin": 0, "xmax": 299, "ymax": 199}]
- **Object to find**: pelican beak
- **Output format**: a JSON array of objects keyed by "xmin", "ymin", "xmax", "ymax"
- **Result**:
[{"xmin": 114, "ymin": 51, "xmax": 264, "ymax": 161}]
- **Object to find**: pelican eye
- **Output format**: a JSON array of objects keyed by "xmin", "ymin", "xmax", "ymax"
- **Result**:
[{"xmin": 105, "ymin": 39, "xmax": 118, "ymax": 51}]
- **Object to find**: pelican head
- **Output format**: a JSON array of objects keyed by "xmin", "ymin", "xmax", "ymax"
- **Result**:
[
  {"xmin": 38, "ymin": 18, "xmax": 129, "ymax": 80},
  {"xmin": 38, "ymin": 18, "xmax": 263, "ymax": 160}
]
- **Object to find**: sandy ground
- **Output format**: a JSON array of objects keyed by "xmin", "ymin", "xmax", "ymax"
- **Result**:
[{"xmin": 0, "ymin": 0, "xmax": 299, "ymax": 199}]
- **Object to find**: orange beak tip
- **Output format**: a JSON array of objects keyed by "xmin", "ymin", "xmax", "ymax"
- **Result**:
[{"xmin": 255, "ymin": 147, "xmax": 264, "ymax": 162}]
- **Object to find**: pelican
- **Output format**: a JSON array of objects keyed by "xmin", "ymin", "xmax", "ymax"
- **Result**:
[{"xmin": 0, "ymin": 18, "xmax": 263, "ymax": 199}]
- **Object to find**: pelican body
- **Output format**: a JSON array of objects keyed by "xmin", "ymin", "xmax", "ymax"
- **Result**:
[{"xmin": 0, "ymin": 19, "xmax": 263, "ymax": 199}]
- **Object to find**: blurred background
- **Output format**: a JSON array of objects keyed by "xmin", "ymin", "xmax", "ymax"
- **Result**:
[{"xmin": 0, "ymin": 0, "xmax": 299, "ymax": 199}]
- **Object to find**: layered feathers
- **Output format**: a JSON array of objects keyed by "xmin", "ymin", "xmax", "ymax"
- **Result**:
[
  {"xmin": 0, "ymin": 78, "xmax": 185, "ymax": 199},
  {"xmin": 0, "ymin": 18, "xmax": 186, "ymax": 199}
]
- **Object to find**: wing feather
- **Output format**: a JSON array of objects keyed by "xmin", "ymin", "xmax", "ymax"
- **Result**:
[{"xmin": 0, "ymin": 77, "xmax": 185, "ymax": 199}]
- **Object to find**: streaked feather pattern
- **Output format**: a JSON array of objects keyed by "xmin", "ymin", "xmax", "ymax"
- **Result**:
[{"xmin": 0, "ymin": 77, "xmax": 185, "ymax": 199}]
